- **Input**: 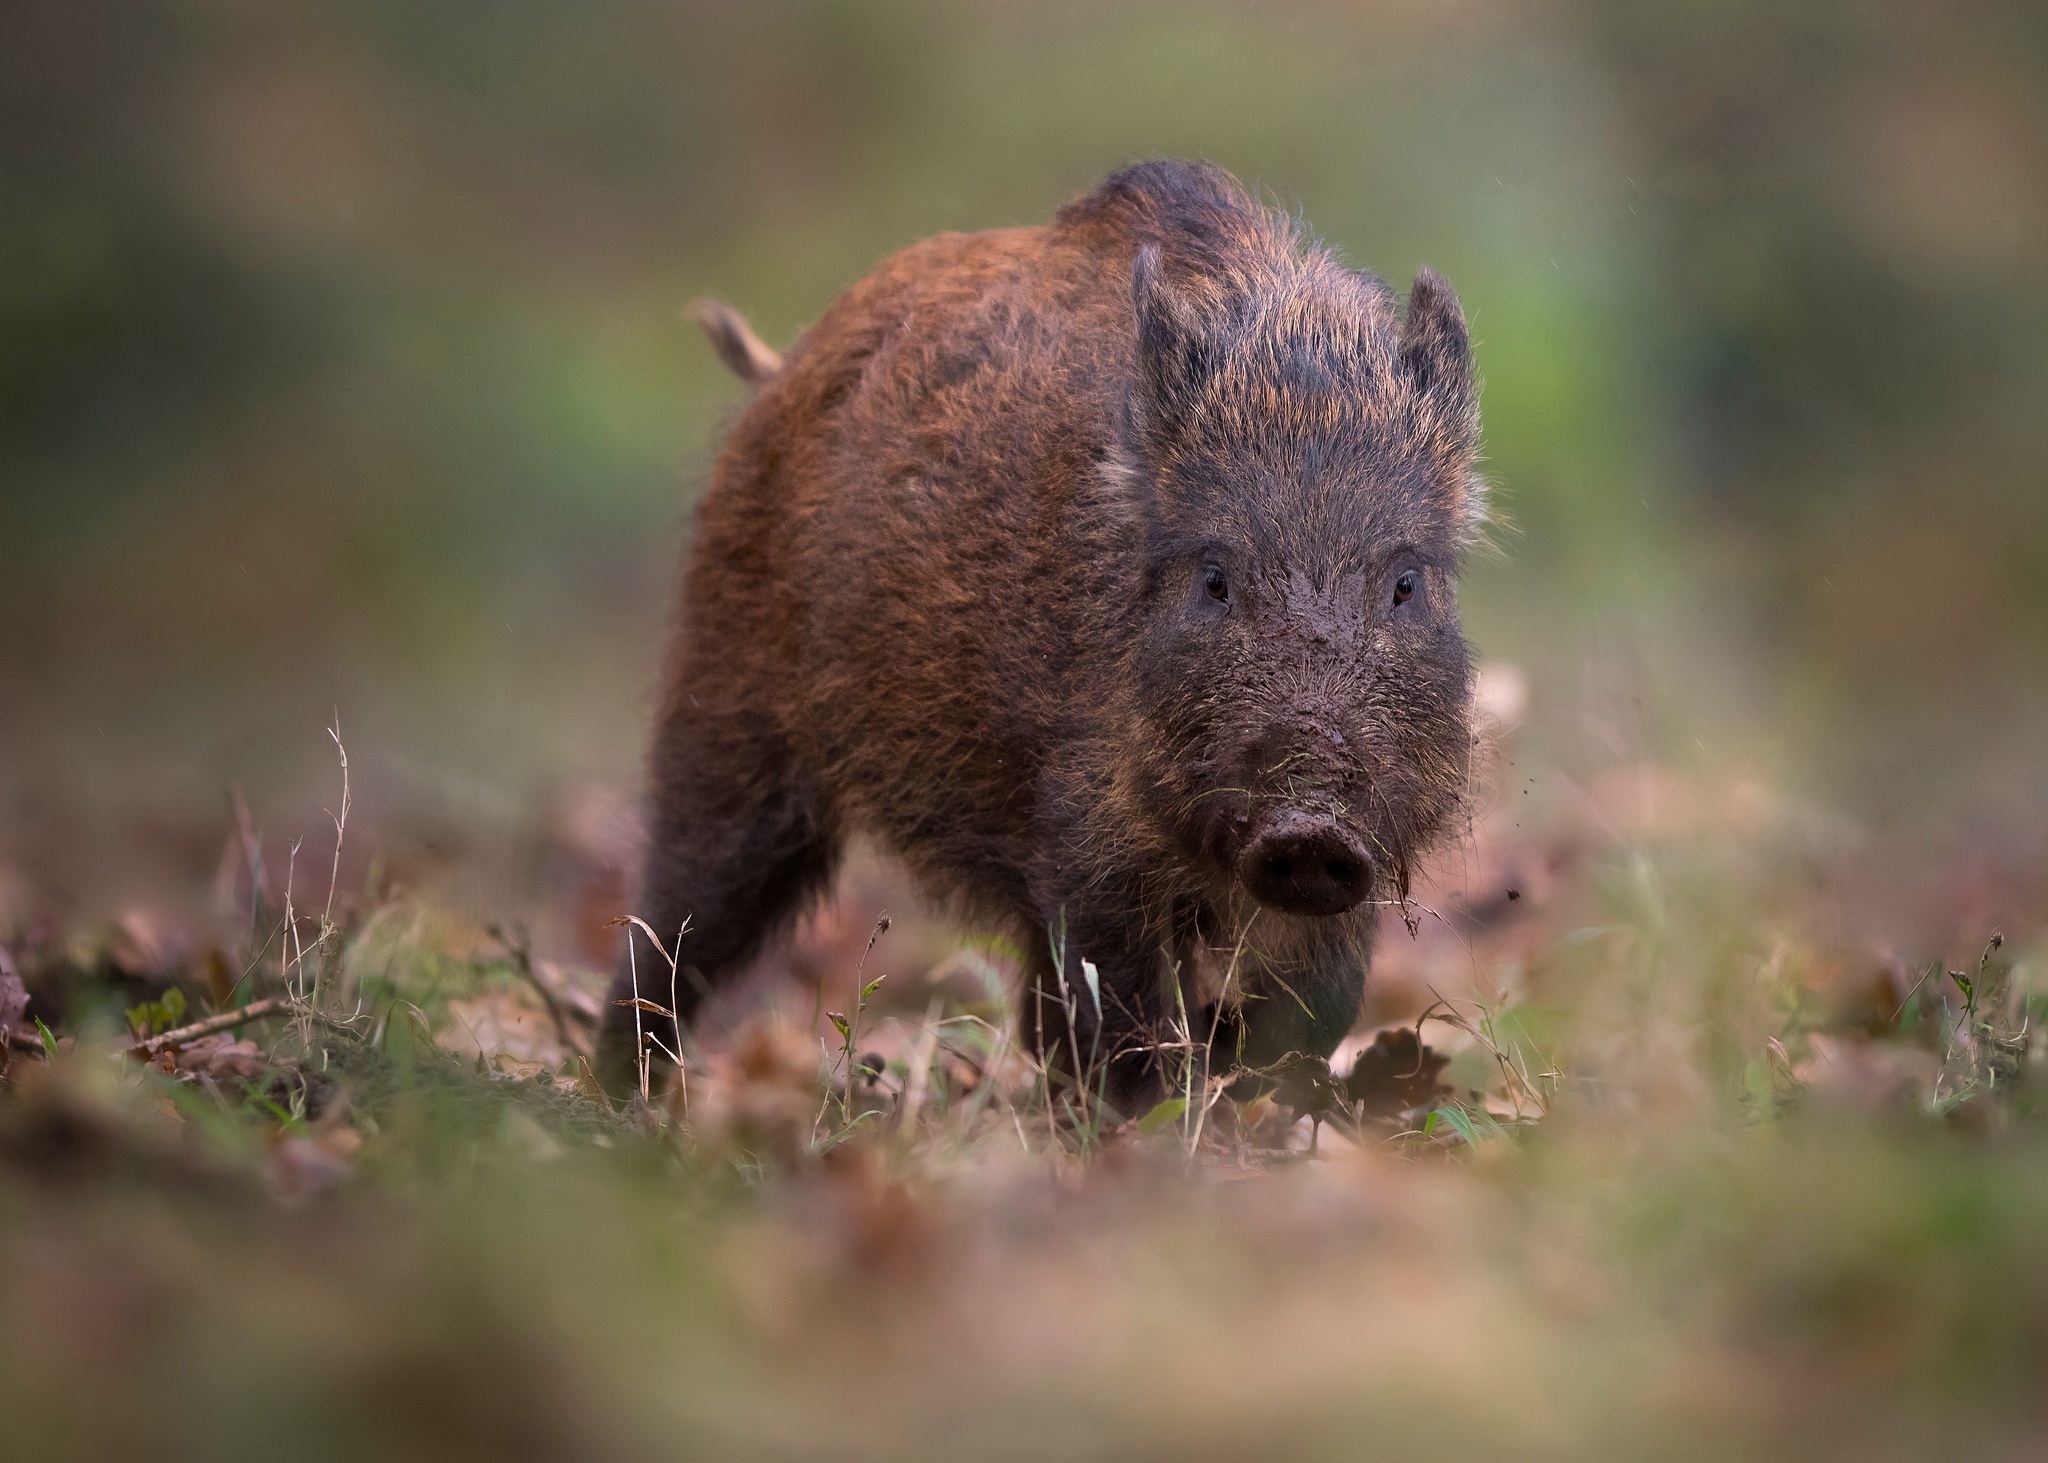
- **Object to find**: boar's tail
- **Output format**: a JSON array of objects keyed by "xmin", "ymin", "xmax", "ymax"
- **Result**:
[{"xmin": 689, "ymin": 298, "xmax": 783, "ymax": 383}]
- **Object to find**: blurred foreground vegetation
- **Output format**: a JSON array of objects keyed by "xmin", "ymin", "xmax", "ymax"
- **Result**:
[{"xmin": 4, "ymin": 697, "xmax": 2045, "ymax": 1459}]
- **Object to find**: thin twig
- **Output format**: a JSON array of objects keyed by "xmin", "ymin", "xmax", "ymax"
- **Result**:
[
  {"xmin": 126, "ymin": 997, "xmax": 289, "ymax": 1057},
  {"xmin": 321, "ymin": 717, "xmax": 350, "ymax": 935}
]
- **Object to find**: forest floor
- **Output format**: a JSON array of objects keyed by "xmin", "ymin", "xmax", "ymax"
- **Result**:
[{"xmin": 2, "ymin": 707, "xmax": 2044, "ymax": 1462}]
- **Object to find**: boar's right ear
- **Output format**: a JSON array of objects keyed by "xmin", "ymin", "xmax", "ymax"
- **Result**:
[
  {"xmin": 1400, "ymin": 268, "xmax": 1485, "ymax": 538},
  {"xmin": 1399, "ymin": 268, "xmax": 1477, "ymax": 439},
  {"xmin": 1131, "ymin": 244, "xmax": 1214, "ymax": 445}
]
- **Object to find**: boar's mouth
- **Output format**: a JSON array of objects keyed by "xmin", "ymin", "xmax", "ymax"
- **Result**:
[{"xmin": 1233, "ymin": 807, "xmax": 1375, "ymax": 918}]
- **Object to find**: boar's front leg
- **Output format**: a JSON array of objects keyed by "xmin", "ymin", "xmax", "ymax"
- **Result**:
[
  {"xmin": 1018, "ymin": 915, "xmax": 1183, "ymax": 1121},
  {"xmin": 597, "ymin": 689, "xmax": 838, "ymax": 1095},
  {"xmin": 1206, "ymin": 947, "xmax": 1365, "ymax": 1081}
]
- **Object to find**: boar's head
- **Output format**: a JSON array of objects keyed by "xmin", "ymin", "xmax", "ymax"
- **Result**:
[{"xmin": 1119, "ymin": 236, "xmax": 1480, "ymax": 921}]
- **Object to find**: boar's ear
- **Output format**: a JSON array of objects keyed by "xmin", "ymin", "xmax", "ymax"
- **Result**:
[
  {"xmin": 1399, "ymin": 268, "xmax": 1475, "ymax": 431},
  {"xmin": 1400, "ymin": 268, "xmax": 1485, "ymax": 536},
  {"xmin": 1131, "ymin": 244, "xmax": 1214, "ymax": 444}
]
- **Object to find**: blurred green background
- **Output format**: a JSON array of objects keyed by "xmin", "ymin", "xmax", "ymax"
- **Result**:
[{"xmin": 4, "ymin": 0, "xmax": 2045, "ymax": 925}]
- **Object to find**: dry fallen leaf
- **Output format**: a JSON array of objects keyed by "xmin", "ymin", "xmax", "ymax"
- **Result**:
[
  {"xmin": 435, "ymin": 990, "xmax": 571, "ymax": 1069},
  {"xmin": 1345, "ymin": 1028, "xmax": 1451, "ymax": 1118},
  {"xmin": 0, "ymin": 954, "xmax": 27, "ymax": 1046},
  {"xmin": 171, "ymin": 1035, "xmax": 269, "ymax": 1080}
]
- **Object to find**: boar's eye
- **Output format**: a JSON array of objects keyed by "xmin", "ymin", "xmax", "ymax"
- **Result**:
[
  {"xmin": 1204, "ymin": 565, "xmax": 1230, "ymax": 603},
  {"xmin": 1392, "ymin": 570, "xmax": 1418, "ymax": 608}
]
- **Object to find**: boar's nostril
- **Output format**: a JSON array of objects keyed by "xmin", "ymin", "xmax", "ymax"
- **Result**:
[{"xmin": 1239, "ymin": 821, "xmax": 1373, "ymax": 917}]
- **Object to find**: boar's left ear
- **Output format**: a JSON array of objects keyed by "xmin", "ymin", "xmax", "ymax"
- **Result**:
[{"xmin": 1399, "ymin": 268, "xmax": 1475, "ymax": 430}]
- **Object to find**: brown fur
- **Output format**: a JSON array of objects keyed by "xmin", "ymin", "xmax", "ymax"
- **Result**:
[{"xmin": 603, "ymin": 161, "xmax": 1482, "ymax": 1112}]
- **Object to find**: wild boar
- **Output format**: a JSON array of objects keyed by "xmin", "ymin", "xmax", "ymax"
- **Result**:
[{"xmin": 602, "ymin": 160, "xmax": 1481, "ymax": 1113}]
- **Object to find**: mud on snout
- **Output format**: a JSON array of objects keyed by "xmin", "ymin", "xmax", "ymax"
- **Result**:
[{"xmin": 1234, "ymin": 804, "xmax": 1376, "ymax": 918}]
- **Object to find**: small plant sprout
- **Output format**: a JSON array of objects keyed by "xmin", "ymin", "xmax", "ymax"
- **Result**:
[{"xmin": 818, "ymin": 915, "xmax": 891, "ymax": 1149}]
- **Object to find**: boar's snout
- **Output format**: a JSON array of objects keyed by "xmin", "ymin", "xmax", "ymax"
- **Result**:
[{"xmin": 1237, "ymin": 810, "xmax": 1373, "ymax": 918}]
